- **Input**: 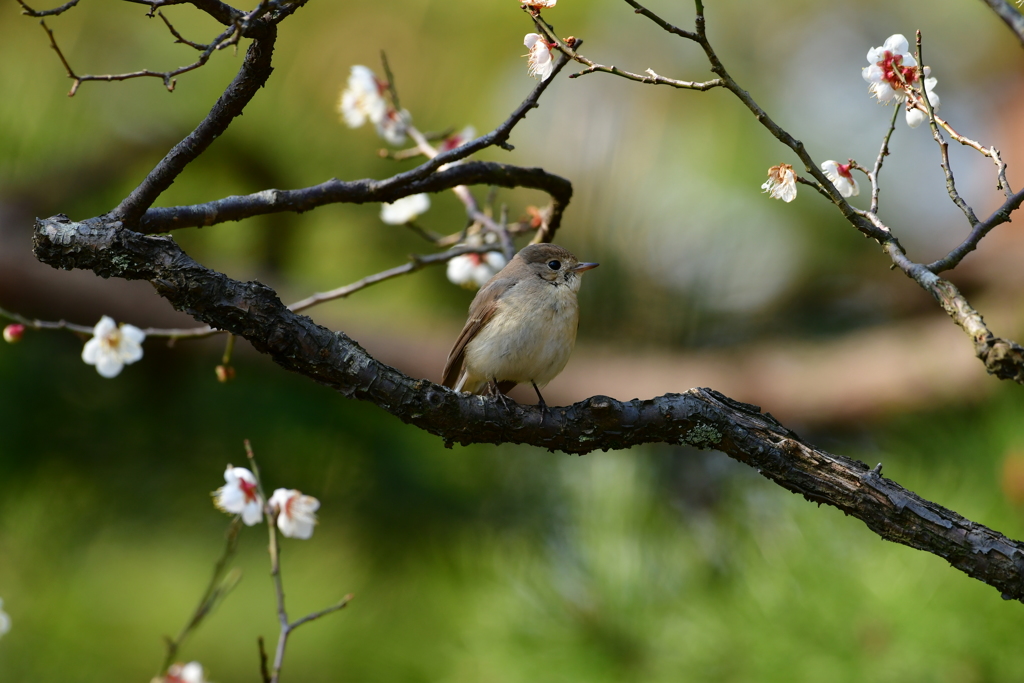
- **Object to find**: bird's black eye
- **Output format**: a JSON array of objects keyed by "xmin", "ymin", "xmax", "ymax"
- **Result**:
[{"xmin": 547, "ymin": 260, "xmax": 561, "ymax": 270}]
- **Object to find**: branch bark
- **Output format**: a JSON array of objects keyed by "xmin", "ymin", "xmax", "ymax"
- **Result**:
[
  {"xmin": 978, "ymin": 0, "xmax": 1024, "ymax": 46},
  {"xmin": 32, "ymin": 214, "xmax": 1024, "ymax": 603},
  {"xmin": 136, "ymin": 161, "xmax": 573, "ymax": 236}
]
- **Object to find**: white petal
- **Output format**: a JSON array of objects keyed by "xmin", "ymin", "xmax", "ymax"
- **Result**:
[
  {"xmin": 906, "ymin": 107, "xmax": 927, "ymax": 128},
  {"xmin": 94, "ymin": 355, "xmax": 124, "ymax": 378},
  {"xmin": 380, "ymin": 194, "xmax": 430, "ymax": 224},
  {"xmin": 446, "ymin": 255, "xmax": 480, "ymax": 288},
  {"xmin": 120, "ymin": 341, "xmax": 144, "ymax": 365},
  {"xmin": 821, "ymin": 160, "xmax": 839, "ymax": 175},
  {"xmin": 862, "ymin": 64, "xmax": 882, "ymax": 84},
  {"xmin": 846, "ymin": 176, "xmax": 860, "ymax": 197},
  {"xmin": 884, "ymin": 34, "xmax": 909, "ymax": 56},
  {"xmin": 180, "ymin": 662, "xmax": 207, "ymax": 683},
  {"xmin": 120, "ymin": 324, "xmax": 146, "ymax": 344},
  {"xmin": 483, "ymin": 252, "xmax": 507, "ymax": 270},
  {"xmin": 776, "ymin": 183, "xmax": 797, "ymax": 203},
  {"xmin": 81, "ymin": 337, "xmax": 102, "ymax": 364},
  {"xmin": 92, "ymin": 315, "xmax": 117, "ymax": 338},
  {"xmin": 524, "ymin": 33, "xmax": 541, "ymax": 49},
  {"xmin": 241, "ymin": 501, "xmax": 264, "ymax": 526}
]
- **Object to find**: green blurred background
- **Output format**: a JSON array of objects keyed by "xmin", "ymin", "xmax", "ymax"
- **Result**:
[{"xmin": 3, "ymin": 0, "xmax": 1024, "ymax": 681}]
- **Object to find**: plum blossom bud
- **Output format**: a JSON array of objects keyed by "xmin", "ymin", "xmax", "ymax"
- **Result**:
[
  {"xmin": 215, "ymin": 364, "xmax": 236, "ymax": 383},
  {"xmin": 820, "ymin": 160, "xmax": 860, "ymax": 198},
  {"xmin": 905, "ymin": 77, "xmax": 939, "ymax": 128},
  {"xmin": 81, "ymin": 316, "xmax": 145, "ymax": 378},
  {"xmin": 439, "ymin": 126, "xmax": 476, "ymax": 153},
  {"xmin": 269, "ymin": 488, "xmax": 320, "ymax": 540},
  {"xmin": 3, "ymin": 324, "xmax": 24, "ymax": 343},
  {"xmin": 158, "ymin": 661, "xmax": 210, "ymax": 683},
  {"xmin": 213, "ymin": 466, "xmax": 263, "ymax": 526},
  {"xmin": 0, "ymin": 598, "xmax": 10, "ymax": 639},
  {"xmin": 862, "ymin": 34, "xmax": 918, "ymax": 103},
  {"xmin": 380, "ymin": 194, "xmax": 431, "ymax": 225},
  {"xmin": 339, "ymin": 65, "xmax": 387, "ymax": 129},
  {"xmin": 524, "ymin": 34, "xmax": 555, "ymax": 81},
  {"xmin": 761, "ymin": 163, "xmax": 797, "ymax": 203},
  {"xmin": 447, "ymin": 250, "xmax": 508, "ymax": 289}
]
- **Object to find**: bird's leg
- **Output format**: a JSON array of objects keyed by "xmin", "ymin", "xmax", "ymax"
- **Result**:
[
  {"xmin": 488, "ymin": 378, "xmax": 516, "ymax": 412},
  {"xmin": 531, "ymin": 382, "xmax": 551, "ymax": 418}
]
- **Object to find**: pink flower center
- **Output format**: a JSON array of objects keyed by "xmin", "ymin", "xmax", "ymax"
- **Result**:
[
  {"xmin": 239, "ymin": 478, "xmax": 259, "ymax": 504},
  {"xmin": 877, "ymin": 50, "xmax": 917, "ymax": 90},
  {"xmin": 836, "ymin": 163, "xmax": 853, "ymax": 180},
  {"xmin": 466, "ymin": 253, "xmax": 483, "ymax": 266}
]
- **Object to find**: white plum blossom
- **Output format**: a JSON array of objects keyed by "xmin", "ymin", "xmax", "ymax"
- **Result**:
[
  {"xmin": 339, "ymin": 66, "xmax": 409, "ymax": 144},
  {"xmin": 522, "ymin": 0, "xmax": 556, "ymax": 9},
  {"xmin": 213, "ymin": 466, "xmax": 264, "ymax": 526},
  {"xmin": 447, "ymin": 250, "xmax": 508, "ymax": 289},
  {"xmin": 0, "ymin": 598, "xmax": 9, "ymax": 639},
  {"xmin": 821, "ymin": 160, "xmax": 860, "ymax": 198},
  {"xmin": 862, "ymin": 34, "xmax": 918, "ymax": 103},
  {"xmin": 761, "ymin": 163, "xmax": 797, "ymax": 203},
  {"xmin": 905, "ymin": 76, "xmax": 940, "ymax": 128},
  {"xmin": 163, "ymin": 662, "xmax": 209, "ymax": 683},
  {"xmin": 338, "ymin": 65, "xmax": 387, "ymax": 129},
  {"xmin": 376, "ymin": 107, "xmax": 411, "ymax": 146},
  {"xmin": 269, "ymin": 488, "xmax": 320, "ymax": 540},
  {"xmin": 81, "ymin": 315, "xmax": 145, "ymax": 378},
  {"xmin": 380, "ymin": 194, "xmax": 431, "ymax": 224},
  {"xmin": 524, "ymin": 34, "xmax": 555, "ymax": 81}
]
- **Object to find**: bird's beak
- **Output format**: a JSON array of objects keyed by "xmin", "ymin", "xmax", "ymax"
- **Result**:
[{"xmin": 572, "ymin": 262, "xmax": 600, "ymax": 272}]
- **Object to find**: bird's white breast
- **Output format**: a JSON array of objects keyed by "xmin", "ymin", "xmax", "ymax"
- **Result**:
[{"xmin": 463, "ymin": 281, "xmax": 580, "ymax": 388}]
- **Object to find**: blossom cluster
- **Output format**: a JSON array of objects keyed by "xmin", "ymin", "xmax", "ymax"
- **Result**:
[
  {"xmin": 862, "ymin": 33, "xmax": 939, "ymax": 128},
  {"xmin": 762, "ymin": 33, "xmax": 941, "ymax": 205},
  {"xmin": 338, "ymin": 65, "xmax": 409, "ymax": 145},
  {"xmin": 213, "ymin": 465, "xmax": 320, "ymax": 540}
]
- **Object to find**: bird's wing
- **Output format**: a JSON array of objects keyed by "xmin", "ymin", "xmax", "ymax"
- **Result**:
[{"xmin": 442, "ymin": 277, "xmax": 516, "ymax": 389}]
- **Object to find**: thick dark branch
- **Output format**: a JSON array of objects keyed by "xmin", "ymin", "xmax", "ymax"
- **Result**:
[
  {"xmin": 121, "ymin": 0, "xmax": 244, "ymax": 25},
  {"xmin": 110, "ymin": 26, "xmax": 278, "ymax": 226},
  {"xmin": 30, "ymin": 214, "xmax": 1024, "ymax": 602},
  {"xmin": 978, "ymin": 0, "xmax": 1024, "ymax": 46},
  {"xmin": 137, "ymin": 162, "xmax": 572, "ymax": 236},
  {"xmin": 113, "ymin": 33, "xmax": 565, "ymax": 231}
]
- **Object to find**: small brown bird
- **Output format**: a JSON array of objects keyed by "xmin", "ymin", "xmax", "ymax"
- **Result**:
[{"xmin": 442, "ymin": 243, "xmax": 598, "ymax": 407}]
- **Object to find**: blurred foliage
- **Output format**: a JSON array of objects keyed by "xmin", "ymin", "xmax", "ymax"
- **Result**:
[
  {"xmin": 2, "ymin": 334, "xmax": 1024, "ymax": 681},
  {"xmin": 2, "ymin": 0, "xmax": 1024, "ymax": 681}
]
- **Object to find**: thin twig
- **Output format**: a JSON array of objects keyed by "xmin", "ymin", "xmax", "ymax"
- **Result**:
[
  {"xmin": 15, "ymin": 0, "xmax": 79, "ymax": 17},
  {"xmin": 39, "ymin": 16, "xmax": 243, "ymax": 96},
  {"xmin": 258, "ymin": 637, "xmax": 271, "ymax": 683},
  {"xmin": 913, "ymin": 31, "xmax": 979, "ymax": 226},
  {"xmin": 288, "ymin": 594, "xmax": 352, "ymax": 630},
  {"xmin": 287, "ymin": 244, "xmax": 505, "ymax": 313},
  {"xmin": 159, "ymin": 517, "xmax": 244, "ymax": 675},
  {"xmin": 869, "ymin": 105, "xmax": 900, "ymax": 215},
  {"xmin": 158, "ymin": 10, "xmax": 211, "ymax": 50}
]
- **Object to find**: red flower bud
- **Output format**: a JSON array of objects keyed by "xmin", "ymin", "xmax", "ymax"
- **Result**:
[{"xmin": 3, "ymin": 324, "xmax": 25, "ymax": 344}]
